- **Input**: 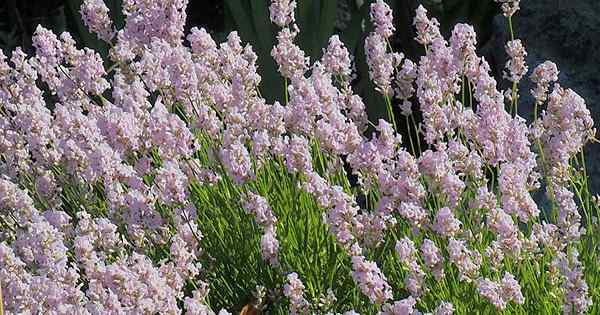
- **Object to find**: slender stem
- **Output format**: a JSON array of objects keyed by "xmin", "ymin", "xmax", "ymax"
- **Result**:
[
  {"xmin": 384, "ymin": 94, "xmax": 398, "ymax": 131},
  {"xmin": 508, "ymin": 16, "xmax": 515, "ymax": 41},
  {"xmin": 534, "ymin": 125, "xmax": 555, "ymax": 220},
  {"xmin": 468, "ymin": 80, "xmax": 473, "ymax": 108},
  {"xmin": 507, "ymin": 15, "xmax": 520, "ymax": 117},
  {"xmin": 405, "ymin": 115, "xmax": 416, "ymax": 156},
  {"xmin": 0, "ymin": 277, "xmax": 3, "ymax": 315},
  {"xmin": 461, "ymin": 76, "xmax": 466, "ymax": 107},
  {"xmin": 580, "ymin": 148, "xmax": 592, "ymax": 229},
  {"xmin": 580, "ymin": 148, "xmax": 589, "ymax": 193},
  {"xmin": 410, "ymin": 113, "xmax": 422, "ymax": 154},
  {"xmin": 284, "ymin": 78, "xmax": 289, "ymax": 105},
  {"xmin": 511, "ymin": 81, "xmax": 518, "ymax": 116}
]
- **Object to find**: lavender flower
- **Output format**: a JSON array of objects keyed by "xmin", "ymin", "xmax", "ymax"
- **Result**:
[
  {"xmin": 370, "ymin": 0, "xmax": 395, "ymax": 39},
  {"xmin": 284, "ymin": 272, "xmax": 310, "ymax": 314},
  {"xmin": 530, "ymin": 61, "xmax": 559, "ymax": 103},
  {"xmin": 434, "ymin": 301, "xmax": 454, "ymax": 315},
  {"xmin": 351, "ymin": 255, "xmax": 393, "ymax": 304},
  {"xmin": 494, "ymin": 0, "xmax": 521, "ymax": 17},
  {"xmin": 221, "ymin": 141, "xmax": 254, "ymax": 184},
  {"xmin": 541, "ymin": 85, "xmax": 595, "ymax": 177},
  {"xmin": 365, "ymin": 33, "xmax": 398, "ymax": 96},
  {"xmin": 421, "ymin": 239, "xmax": 445, "ymax": 280},
  {"xmin": 0, "ymin": 2, "xmax": 598, "ymax": 313},
  {"xmin": 504, "ymin": 39, "xmax": 528, "ymax": 83},
  {"xmin": 553, "ymin": 250, "xmax": 592, "ymax": 314},
  {"xmin": 284, "ymin": 135, "xmax": 313, "ymax": 174},
  {"xmin": 261, "ymin": 225, "xmax": 281, "ymax": 268},
  {"xmin": 243, "ymin": 192, "xmax": 280, "ymax": 267},
  {"xmin": 80, "ymin": 0, "xmax": 115, "ymax": 41},
  {"xmin": 269, "ymin": 0, "xmax": 297, "ymax": 27},
  {"xmin": 379, "ymin": 297, "xmax": 418, "ymax": 315},
  {"xmin": 414, "ymin": 5, "xmax": 442, "ymax": 46},
  {"xmin": 477, "ymin": 272, "xmax": 524, "ymax": 310},
  {"xmin": 433, "ymin": 207, "xmax": 462, "ymax": 238},
  {"xmin": 448, "ymin": 238, "xmax": 481, "ymax": 282},
  {"xmin": 272, "ymin": 26, "xmax": 308, "ymax": 79},
  {"xmin": 322, "ymin": 35, "xmax": 352, "ymax": 78}
]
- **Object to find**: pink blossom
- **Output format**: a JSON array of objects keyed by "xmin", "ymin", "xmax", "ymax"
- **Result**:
[
  {"xmin": 243, "ymin": 192, "xmax": 278, "ymax": 227},
  {"xmin": 365, "ymin": 33, "xmax": 398, "ymax": 96},
  {"xmin": 370, "ymin": 0, "xmax": 395, "ymax": 39},
  {"xmin": 284, "ymin": 135, "xmax": 313, "ymax": 174},
  {"xmin": 501, "ymin": 272, "xmax": 524, "ymax": 305},
  {"xmin": 269, "ymin": 0, "xmax": 297, "ymax": 27},
  {"xmin": 414, "ymin": 5, "xmax": 442, "ymax": 46},
  {"xmin": 397, "ymin": 202, "xmax": 428, "ymax": 228},
  {"xmin": 351, "ymin": 255, "xmax": 393, "ymax": 305},
  {"xmin": 477, "ymin": 278, "xmax": 506, "ymax": 310},
  {"xmin": 80, "ymin": 0, "xmax": 115, "ymax": 41},
  {"xmin": 261, "ymin": 225, "xmax": 281, "ymax": 268},
  {"xmin": 395, "ymin": 59, "xmax": 417, "ymax": 101},
  {"xmin": 120, "ymin": 0, "xmax": 188, "ymax": 49},
  {"xmin": 433, "ymin": 207, "xmax": 462, "ymax": 238},
  {"xmin": 434, "ymin": 302, "xmax": 454, "ymax": 315},
  {"xmin": 530, "ymin": 61, "xmax": 558, "ymax": 103},
  {"xmin": 322, "ymin": 35, "xmax": 352, "ymax": 78},
  {"xmin": 494, "ymin": 0, "xmax": 521, "ymax": 17},
  {"xmin": 541, "ymin": 85, "xmax": 595, "ymax": 177},
  {"xmin": 243, "ymin": 192, "xmax": 280, "ymax": 267},
  {"xmin": 477, "ymin": 272, "xmax": 524, "ymax": 310},
  {"xmin": 272, "ymin": 26, "xmax": 307, "ymax": 79},
  {"xmin": 498, "ymin": 162, "xmax": 539, "ymax": 222},
  {"xmin": 395, "ymin": 237, "xmax": 417, "ymax": 265},
  {"xmin": 421, "ymin": 239, "xmax": 445, "ymax": 280},
  {"xmin": 221, "ymin": 141, "xmax": 254, "ymax": 184},
  {"xmin": 148, "ymin": 98, "xmax": 197, "ymax": 160},
  {"xmin": 504, "ymin": 39, "xmax": 528, "ymax": 83},
  {"xmin": 447, "ymin": 238, "xmax": 481, "ymax": 281},
  {"xmin": 153, "ymin": 160, "xmax": 189, "ymax": 205},
  {"xmin": 284, "ymin": 272, "xmax": 310, "ymax": 314},
  {"xmin": 327, "ymin": 186, "xmax": 359, "ymax": 247},
  {"xmin": 379, "ymin": 297, "xmax": 418, "ymax": 315},
  {"xmin": 552, "ymin": 250, "xmax": 592, "ymax": 314},
  {"xmin": 449, "ymin": 23, "xmax": 477, "ymax": 72}
]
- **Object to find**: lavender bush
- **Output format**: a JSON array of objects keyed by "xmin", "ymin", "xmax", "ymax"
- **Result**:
[{"xmin": 0, "ymin": 0, "xmax": 598, "ymax": 314}]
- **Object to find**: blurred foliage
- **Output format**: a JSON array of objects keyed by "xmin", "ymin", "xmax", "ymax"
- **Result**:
[{"xmin": 0, "ymin": 0, "xmax": 496, "ymax": 123}]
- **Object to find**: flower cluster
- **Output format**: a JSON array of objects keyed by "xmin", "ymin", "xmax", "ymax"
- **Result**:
[
  {"xmin": 477, "ymin": 272, "xmax": 524, "ymax": 310},
  {"xmin": 243, "ymin": 192, "xmax": 280, "ymax": 267},
  {"xmin": 494, "ymin": 0, "xmax": 521, "ymax": 17}
]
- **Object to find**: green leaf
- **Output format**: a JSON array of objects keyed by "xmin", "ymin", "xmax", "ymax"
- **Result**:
[
  {"xmin": 339, "ymin": 1, "xmax": 367, "ymax": 55},
  {"xmin": 317, "ymin": 0, "xmax": 338, "ymax": 59},
  {"xmin": 224, "ymin": 0, "xmax": 257, "ymax": 45}
]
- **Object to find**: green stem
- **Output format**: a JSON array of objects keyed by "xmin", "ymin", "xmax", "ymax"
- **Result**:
[
  {"xmin": 410, "ymin": 113, "xmax": 422, "ymax": 154},
  {"xmin": 405, "ymin": 115, "xmax": 416, "ymax": 156},
  {"xmin": 511, "ymin": 81, "xmax": 518, "ymax": 117},
  {"xmin": 284, "ymin": 77, "xmax": 289, "ymax": 105},
  {"xmin": 508, "ymin": 16, "xmax": 515, "ymax": 41},
  {"xmin": 384, "ymin": 94, "xmax": 398, "ymax": 131}
]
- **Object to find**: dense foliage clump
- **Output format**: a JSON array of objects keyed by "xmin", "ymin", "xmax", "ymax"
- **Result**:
[{"xmin": 0, "ymin": 0, "xmax": 599, "ymax": 314}]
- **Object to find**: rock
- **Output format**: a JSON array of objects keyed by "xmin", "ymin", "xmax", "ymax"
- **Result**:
[{"xmin": 484, "ymin": 0, "xmax": 600, "ymax": 195}]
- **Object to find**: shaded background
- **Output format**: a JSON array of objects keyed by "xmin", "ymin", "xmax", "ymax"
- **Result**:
[{"xmin": 1, "ymin": 0, "xmax": 598, "ymax": 193}]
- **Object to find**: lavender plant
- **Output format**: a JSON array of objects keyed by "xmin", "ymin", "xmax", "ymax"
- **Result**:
[{"xmin": 0, "ymin": 0, "xmax": 599, "ymax": 314}]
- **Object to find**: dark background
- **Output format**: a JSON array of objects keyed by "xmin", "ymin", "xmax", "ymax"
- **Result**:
[{"xmin": 1, "ymin": 0, "xmax": 598, "ymax": 193}]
